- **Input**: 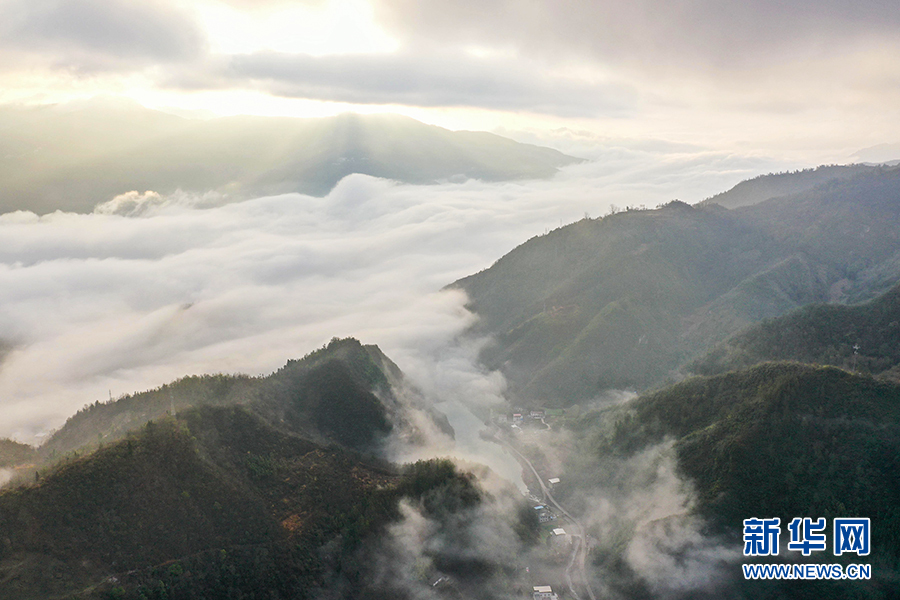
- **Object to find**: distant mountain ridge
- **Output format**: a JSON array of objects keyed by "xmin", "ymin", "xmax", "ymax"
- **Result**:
[
  {"xmin": 0, "ymin": 99, "xmax": 582, "ymax": 214},
  {"xmin": 699, "ymin": 164, "xmax": 879, "ymax": 209},
  {"xmin": 452, "ymin": 164, "xmax": 900, "ymax": 405}
]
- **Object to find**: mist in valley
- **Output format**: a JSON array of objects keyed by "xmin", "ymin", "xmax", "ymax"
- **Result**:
[
  {"xmin": 0, "ymin": 144, "xmax": 784, "ymax": 444},
  {"xmin": 1, "ymin": 0, "xmax": 898, "ymax": 596},
  {"xmin": 0, "ymin": 142, "xmax": 795, "ymax": 598}
]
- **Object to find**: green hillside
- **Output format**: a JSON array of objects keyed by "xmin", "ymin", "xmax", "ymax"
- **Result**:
[
  {"xmin": 453, "ymin": 165, "xmax": 900, "ymax": 405},
  {"xmin": 40, "ymin": 337, "xmax": 449, "ymax": 460},
  {"xmin": 613, "ymin": 364, "xmax": 900, "ymax": 534},
  {"xmin": 693, "ymin": 282, "xmax": 900, "ymax": 378},
  {"xmin": 562, "ymin": 363, "xmax": 900, "ymax": 598},
  {"xmin": 453, "ymin": 201, "xmax": 779, "ymax": 401},
  {"xmin": 0, "ymin": 337, "xmax": 534, "ymax": 599},
  {"xmin": 0, "ymin": 100, "xmax": 581, "ymax": 214},
  {"xmin": 0, "ymin": 439, "xmax": 36, "ymax": 468},
  {"xmin": 0, "ymin": 405, "xmax": 486, "ymax": 600}
]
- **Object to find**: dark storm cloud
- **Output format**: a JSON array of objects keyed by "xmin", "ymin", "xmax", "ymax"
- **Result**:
[
  {"xmin": 169, "ymin": 51, "xmax": 634, "ymax": 117},
  {"xmin": 372, "ymin": 0, "xmax": 900, "ymax": 70},
  {"xmin": 0, "ymin": 0, "xmax": 205, "ymax": 71}
]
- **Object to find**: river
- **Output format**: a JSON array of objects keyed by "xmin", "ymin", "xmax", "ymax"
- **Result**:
[{"xmin": 435, "ymin": 401, "xmax": 527, "ymax": 493}]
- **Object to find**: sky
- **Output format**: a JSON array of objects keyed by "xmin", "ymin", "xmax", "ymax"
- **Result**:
[
  {"xmin": 1, "ymin": 0, "xmax": 900, "ymax": 443},
  {"xmin": 0, "ymin": 0, "xmax": 898, "ymax": 160}
]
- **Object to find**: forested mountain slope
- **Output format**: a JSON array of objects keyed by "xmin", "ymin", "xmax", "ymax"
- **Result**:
[
  {"xmin": 693, "ymin": 281, "xmax": 900, "ymax": 378},
  {"xmin": 561, "ymin": 362, "xmax": 900, "ymax": 598},
  {"xmin": 0, "ymin": 336, "xmax": 541, "ymax": 600},
  {"xmin": 0, "ymin": 406, "xmax": 487, "ymax": 600},
  {"xmin": 39, "ymin": 338, "xmax": 451, "ymax": 462},
  {"xmin": 452, "ymin": 165, "xmax": 900, "ymax": 405}
]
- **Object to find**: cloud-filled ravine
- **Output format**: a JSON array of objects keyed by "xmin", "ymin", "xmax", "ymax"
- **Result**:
[{"xmin": 0, "ymin": 147, "xmax": 792, "ymax": 443}]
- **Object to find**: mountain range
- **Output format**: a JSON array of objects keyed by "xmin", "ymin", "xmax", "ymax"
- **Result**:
[
  {"xmin": 2, "ymin": 162, "xmax": 900, "ymax": 599},
  {"xmin": 453, "ymin": 164, "xmax": 900, "ymax": 405},
  {"xmin": 0, "ymin": 99, "xmax": 580, "ymax": 215},
  {"xmin": 450, "ymin": 163, "xmax": 900, "ymax": 597},
  {"xmin": 0, "ymin": 339, "xmax": 537, "ymax": 599}
]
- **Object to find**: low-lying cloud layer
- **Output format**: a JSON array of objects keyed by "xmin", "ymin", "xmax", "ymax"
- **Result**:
[
  {"xmin": 0, "ymin": 147, "xmax": 791, "ymax": 443},
  {"xmin": 582, "ymin": 442, "xmax": 740, "ymax": 598}
]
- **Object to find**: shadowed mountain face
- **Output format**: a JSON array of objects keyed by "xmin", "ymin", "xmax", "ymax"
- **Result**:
[
  {"xmin": 0, "ymin": 408, "xmax": 486, "ymax": 600},
  {"xmin": 699, "ymin": 164, "xmax": 879, "ymax": 209},
  {"xmin": 452, "ymin": 165, "xmax": 900, "ymax": 405},
  {"xmin": 692, "ymin": 281, "xmax": 900, "ymax": 379},
  {"xmin": 0, "ymin": 337, "xmax": 529, "ymax": 600},
  {"xmin": 38, "ymin": 337, "xmax": 452, "ymax": 461},
  {"xmin": 612, "ymin": 363, "xmax": 900, "ymax": 527},
  {"xmin": 0, "ymin": 99, "xmax": 581, "ymax": 215}
]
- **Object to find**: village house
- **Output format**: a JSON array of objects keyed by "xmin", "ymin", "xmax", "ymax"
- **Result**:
[
  {"xmin": 550, "ymin": 527, "xmax": 571, "ymax": 548},
  {"xmin": 533, "ymin": 585, "xmax": 559, "ymax": 600},
  {"xmin": 533, "ymin": 505, "xmax": 556, "ymax": 523}
]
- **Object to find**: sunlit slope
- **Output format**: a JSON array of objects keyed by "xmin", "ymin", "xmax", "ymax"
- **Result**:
[
  {"xmin": 453, "ymin": 166, "xmax": 900, "ymax": 404},
  {"xmin": 0, "ymin": 100, "xmax": 581, "ymax": 214},
  {"xmin": 693, "ymin": 281, "xmax": 900, "ymax": 379}
]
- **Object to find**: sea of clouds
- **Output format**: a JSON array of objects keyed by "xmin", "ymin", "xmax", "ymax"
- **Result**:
[{"xmin": 0, "ymin": 143, "xmax": 793, "ymax": 443}]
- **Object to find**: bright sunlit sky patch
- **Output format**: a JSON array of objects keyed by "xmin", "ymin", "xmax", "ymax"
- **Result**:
[
  {"xmin": 0, "ymin": 0, "xmax": 897, "ymax": 159},
  {"xmin": 190, "ymin": 0, "xmax": 399, "ymax": 56}
]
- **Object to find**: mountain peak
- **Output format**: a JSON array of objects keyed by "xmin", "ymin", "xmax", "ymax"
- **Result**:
[{"xmin": 0, "ymin": 100, "xmax": 582, "ymax": 215}]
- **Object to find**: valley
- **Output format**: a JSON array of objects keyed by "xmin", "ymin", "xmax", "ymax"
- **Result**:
[
  {"xmin": 3, "ymin": 0, "xmax": 900, "ymax": 596},
  {"xmin": 2, "ymin": 164, "xmax": 900, "ymax": 599}
]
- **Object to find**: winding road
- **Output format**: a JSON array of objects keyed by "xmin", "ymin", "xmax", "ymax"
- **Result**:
[{"xmin": 492, "ymin": 432, "xmax": 597, "ymax": 600}]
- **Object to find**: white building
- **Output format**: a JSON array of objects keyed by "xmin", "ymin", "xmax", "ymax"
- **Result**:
[
  {"xmin": 551, "ymin": 528, "xmax": 571, "ymax": 548},
  {"xmin": 533, "ymin": 585, "xmax": 558, "ymax": 600}
]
